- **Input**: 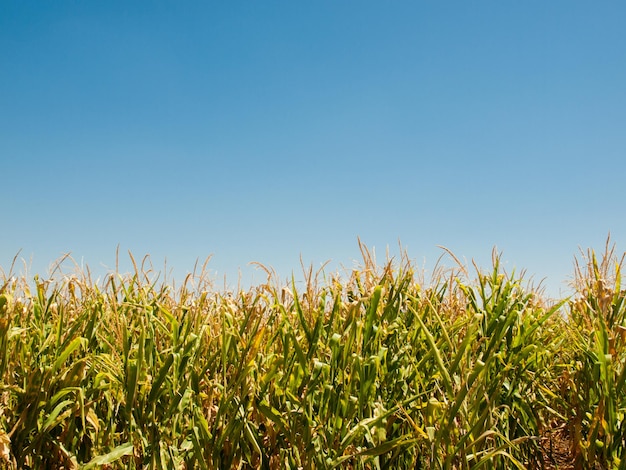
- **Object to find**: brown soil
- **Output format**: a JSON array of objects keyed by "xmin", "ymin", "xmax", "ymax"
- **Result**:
[{"xmin": 539, "ymin": 423, "xmax": 576, "ymax": 470}]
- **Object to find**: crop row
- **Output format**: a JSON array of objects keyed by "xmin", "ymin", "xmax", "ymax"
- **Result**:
[{"xmin": 1, "ymin": 244, "xmax": 625, "ymax": 469}]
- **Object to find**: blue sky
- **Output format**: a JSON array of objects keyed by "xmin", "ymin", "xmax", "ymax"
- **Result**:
[{"xmin": 1, "ymin": 1, "xmax": 625, "ymax": 297}]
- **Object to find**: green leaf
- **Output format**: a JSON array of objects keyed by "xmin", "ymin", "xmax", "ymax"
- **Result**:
[
  {"xmin": 43, "ymin": 399, "xmax": 74, "ymax": 432},
  {"xmin": 147, "ymin": 353, "xmax": 174, "ymax": 403},
  {"xmin": 53, "ymin": 337, "xmax": 86, "ymax": 374},
  {"xmin": 81, "ymin": 442, "xmax": 134, "ymax": 470}
]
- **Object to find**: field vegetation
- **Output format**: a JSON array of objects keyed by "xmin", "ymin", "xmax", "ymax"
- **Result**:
[{"xmin": 1, "ymin": 241, "xmax": 625, "ymax": 469}]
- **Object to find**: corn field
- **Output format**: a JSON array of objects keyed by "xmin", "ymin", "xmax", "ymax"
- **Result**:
[{"xmin": 1, "ymin": 242, "xmax": 626, "ymax": 469}]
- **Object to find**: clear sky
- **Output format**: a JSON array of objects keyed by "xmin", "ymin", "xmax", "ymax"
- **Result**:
[{"xmin": 2, "ymin": 1, "xmax": 625, "ymax": 297}]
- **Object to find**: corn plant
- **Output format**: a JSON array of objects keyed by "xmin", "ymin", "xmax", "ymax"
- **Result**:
[
  {"xmin": 0, "ymin": 242, "xmax": 623, "ymax": 468},
  {"xmin": 564, "ymin": 242, "xmax": 626, "ymax": 469}
]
